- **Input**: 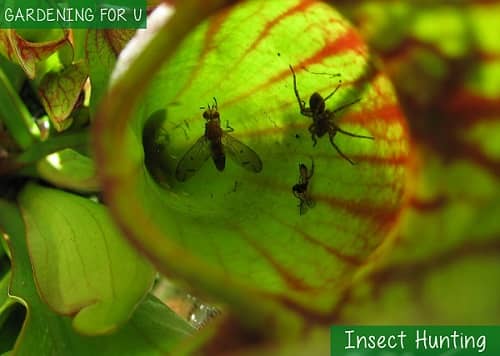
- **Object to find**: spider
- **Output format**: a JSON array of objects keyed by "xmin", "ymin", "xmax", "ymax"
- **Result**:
[{"xmin": 289, "ymin": 65, "xmax": 373, "ymax": 165}]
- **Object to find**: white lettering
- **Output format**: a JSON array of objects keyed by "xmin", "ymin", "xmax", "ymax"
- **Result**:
[
  {"xmin": 15, "ymin": 8, "xmax": 25, "ymax": 22},
  {"xmin": 477, "ymin": 335, "xmax": 486, "ymax": 353},
  {"xmin": 133, "ymin": 8, "xmax": 143, "ymax": 22},
  {"xmin": 416, "ymin": 329, "xmax": 427, "ymax": 350},
  {"xmin": 100, "ymin": 8, "xmax": 126, "ymax": 22},
  {"xmin": 5, "ymin": 8, "xmax": 13, "ymax": 22},
  {"xmin": 3, "ymin": 7, "xmax": 96, "ymax": 23},
  {"xmin": 344, "ymin": 330, "xmax": 355, "ymax": 349},
  {"xmin": 25, "ymin": 8, "xmax": 35, "ymax": 22}
]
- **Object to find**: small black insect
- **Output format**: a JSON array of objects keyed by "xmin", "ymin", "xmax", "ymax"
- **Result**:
[
  {"xmin": 292, "ymin": 159, "xmax": 315, "ymax": 215},
  {"xmin": 289, "ymin": 64, "xmax": 373, "ymax": 165},
  {"xmin": 175, "ymin": 98, "xmax": 263, "ymax": 181}
]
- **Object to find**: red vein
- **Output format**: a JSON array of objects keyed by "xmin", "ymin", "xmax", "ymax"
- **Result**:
[
  {"xmin": 442, "ymin": 88, "xmax": 500, "ymax": 127},
  {"xmin": 294, "ymin": 221, "xmax": 363, "ymax": 266},
  {"xmin": 298, "ymin": 28, "xmax": 366, "ymax": 69},
  {"xmin": 271, "ymin": 215, "xmax": 364, "ymax": 266},
  {"xmin": 222, "ymin": 0, "xmax": 317, "ymax": 75},
  {"xmin": 318, "ymin": 195, "xmax": 402, "ymax": 233},
  {"xmin": 409, "ymin": 195, "xmax": 448, "ymax": 212},
  {"xmin": 172, "ymin": 8, "xmax": 232, "ymax": 102},
  {"xmin": 232, "ymin": 224, "xmax": 317, "ymax": 292},
  {"xmin": 223, "ymin": 28, "xmax": 365, "ymax": 108}
]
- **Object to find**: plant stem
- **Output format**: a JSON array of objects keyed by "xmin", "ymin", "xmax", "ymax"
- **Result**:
[{"xmin": 0, "ymin": 68, "xmax": 37, "ymax": 150}]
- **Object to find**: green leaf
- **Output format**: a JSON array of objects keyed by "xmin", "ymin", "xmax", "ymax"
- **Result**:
[
  {"xmin": 0, "ymin": 67, "xmax": 36, "ymax": 150},
  {"xmin": 38, "ymin": 61, "xmax": 89, "ymax": 132},
  {"xmin": 0, "ymin": 30, "xmax": 71, "ymax": 79},
  {"xmin": 36, "ymin": 148, "xmax": 99, "ymax": 193},
  {"xmin": 0, "ymin": 55, "xmax": 25, "ymax": 92},
  {"xmin": 92, "ymin": 1, "xmax": 408, "ymax": 345},
  {"xmin": 0, "ymin": 199, "xmax": 193, "ymax": 355},
  {"xmin": 15, "ymin": 131, "xmax": 89, "ymax": 168},
  {"xmin": 18, "ymin": 184, "xmax": 156, "ymax": 335},
  {"xmin": 0, "ymin": 271, "xmax": 23, "ymax": 355},
  {"xmin": 86, "ymin": 30, "xmax": 135, "ymax": 113},
  {"xmin": 0, "ymin": 272, "xmax": 14, "ymax": 326}
]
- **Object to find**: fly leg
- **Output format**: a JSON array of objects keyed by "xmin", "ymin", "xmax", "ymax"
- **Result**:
[
  {"xmin": 225, "ymin": 120, "xmax": 234, "ymax": 133},
  {"xmin": 308, "ymin": 157, "xmax": 314, "ymax": 179}
]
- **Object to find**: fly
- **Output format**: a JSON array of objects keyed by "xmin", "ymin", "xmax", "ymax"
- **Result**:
[
  {"xmin": 175, "ymin": 97, "xmax": 263, "ymax": 182},
  {"xmin": 292, "ymin": 159, "xmax": 315, "ymax": 215},
  {"xmin": 289, "ymin": 64, "xmax": 373, "ymax": 165}
]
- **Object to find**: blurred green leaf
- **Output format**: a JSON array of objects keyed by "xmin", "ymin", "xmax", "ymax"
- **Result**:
[
  {"xmin": 0, "ymin": 272, "xmax": 14, "ymax": 324},
  {"xmin": 38, "ymin": 61, "xmax": 88, "ymax": 132},
  {"xmin": 0, "ymin": 56, "xmax": 25, "ymax": 92},
  {"xmin": 0, "ymin": 68, "xmax": 35, "ymax": 150},
  {"xmin": 18, "ymin": 184, "xmax": 156, "ymax": 335},
  {"xmin": 86, "ymin": 30, "xmax": 135, "ymax": 113},
  {"xmin": 0, "ymin": 30, "xmax": 70, "ymax": 79},
  {"xmin": 328, "ymin": 1, "xmax": 500, "ymax": 324},
  {"xmin": 36, "ymin": 148, "xmax": 99, "ymax": 193},
  {"xmin": 0, "ymin": 198, "xmax": 193, "ymax": 355},
  {"xmin": 0, "ymin": 271, "xmax": 24, "ymax": 355}
]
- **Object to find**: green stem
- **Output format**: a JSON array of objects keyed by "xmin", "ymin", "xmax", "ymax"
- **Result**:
[
  {"xmin": 0, "ymin": 68, "xmax": 36, "ymax": 149},
  {"xmin": 17, "ymin": 130, "xmax": 89, "ymax": 165},
  {"xmin": 0, "ymin": 130, "xmax": 89, "ymax": 175}
]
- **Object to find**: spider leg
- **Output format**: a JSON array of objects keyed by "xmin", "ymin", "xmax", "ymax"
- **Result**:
[
  {"xmin": 331, "ymin": 98, "xmax": 361, "ymax": 114},
  {"xmin": 289, "ymin": 64, "xmax": 309, "ymax": 115},
  {"xmin": 322, "ymin": 82, "xmax": 342, "ymax": 103},
  {"xmin": 308, "ymin": 124, "xmax": 319, "ymax": 146},
  {"xmin": 337, "ymin": 126, "xmax": 373, "ymax": 139},
  {"xmin": 302, "ymin": 108, "xmax": 313, "ymax": 117},
  {"xmin": 308, "ymin": 123, "xmax": 315, "ymax": 133},
  {"xmin": 311, "ymin": 133, "xmax": 318, "ymax": 147},
  {"xmin": 301, "ymin": 101, "xmax": 313, "ymax": 117},
  {"xmin": 328, "ymin": 132, "xmax": 356, "ymax": 165}
]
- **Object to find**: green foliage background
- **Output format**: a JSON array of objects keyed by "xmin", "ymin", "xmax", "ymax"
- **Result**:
[{"xmin": 0, "ymin": 0, "xmax": 499, "ymax": 355}]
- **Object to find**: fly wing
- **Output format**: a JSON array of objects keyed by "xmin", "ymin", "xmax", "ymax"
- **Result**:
[
  {"xmin": 299, "ymin": 197, "xmax": 315, "ymax": 215},
  {"xmin": 222, "ymin": 134, "xmax": 263, "ymax": 173},
  {"xmin": 299, "ymin": 201, "xmax": 309, "ymax": 215},
  {"xmin": 175, "ymin": 136, "xmax": 211, "ymax": 181}
]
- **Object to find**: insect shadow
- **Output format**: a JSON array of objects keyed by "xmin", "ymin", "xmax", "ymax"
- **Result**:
[
  {"xmin": 292, "ymin": 158, "xmax": 315, "ymax": 215},
  {"xmin": 289, "ymin": 64, "xmax": 373, "ymax": 165},
  {"xmin": 175, "ymin": 97, "xmax": 263, "ymax": 182},
  {"xmin": 142, "ymin": 109, "xmax": 173, "ymax": 186}
]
